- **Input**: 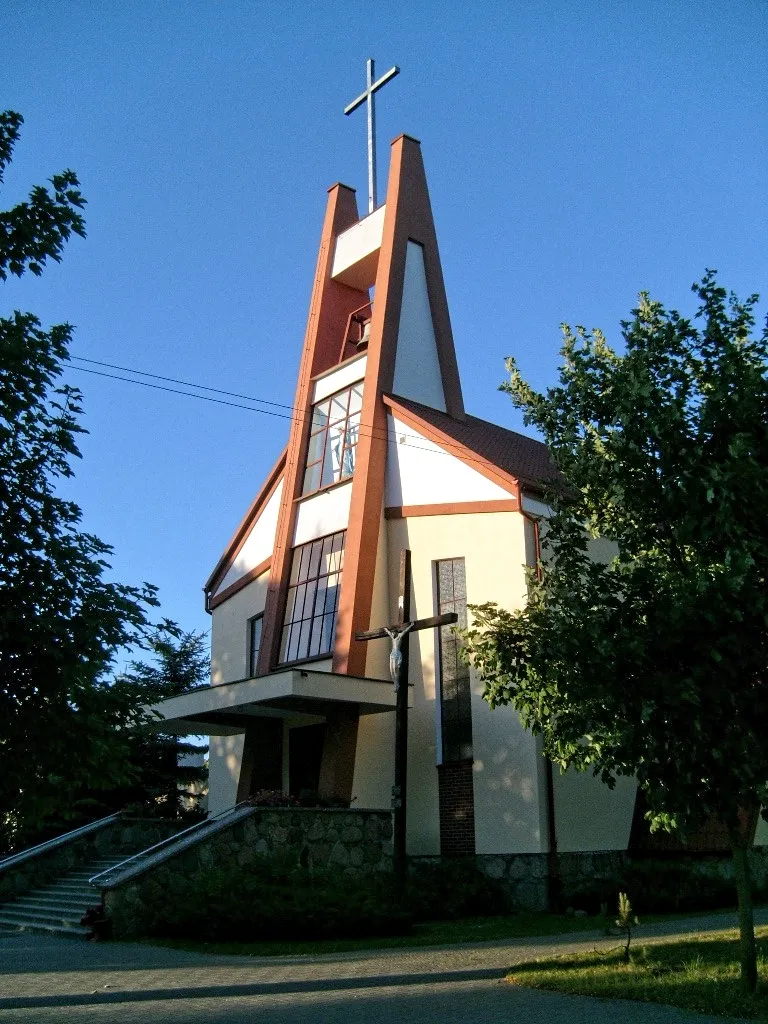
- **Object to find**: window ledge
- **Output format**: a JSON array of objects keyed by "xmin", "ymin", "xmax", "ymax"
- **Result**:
[
  {"xmin": 276, "ymin": 652, "xmax": 334, "ymax": 670},
  {"xmin": 294, "ymin": 476, "xmax": 354, "ymax": 504}
]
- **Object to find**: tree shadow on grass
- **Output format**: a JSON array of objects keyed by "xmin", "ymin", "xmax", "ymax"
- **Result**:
[{"xmin": 510, "ymin": 936, "xmax": 768, "ymax": 1020}]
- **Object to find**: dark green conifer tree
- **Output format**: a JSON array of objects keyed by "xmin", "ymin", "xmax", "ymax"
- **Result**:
[{"xmin": 0, "ymin": 111, "xmax": 160, "ymax": 849}]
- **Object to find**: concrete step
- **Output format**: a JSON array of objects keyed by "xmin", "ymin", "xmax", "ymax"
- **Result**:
[
  {"xmin": 0, "ymin": 914, "xmax": 89, "ymax": 938},
  {"xmin": 0, "ymin": 846, "xmax": 158, "ymax": 939},
  {"xmin": 41, "ymin": 877, "xmax": 97, "ymax": 888},
  {"xmin": 0, "ymin": 841, "xmax": 157, "ymax": 939},
  {"xmin": 70, "ymin": 873, "xmax": 119, "ymax": 883},
  {"xmin": 40, "ymin": 876, "xmax": 96, "ymax": 885},
  {"xmin": 0, "ymin": 906, "xmax": 85, "ymax": 929},
  {"xmin": 11, "ymin": 898, "xmax": 92, "ymax": 915},
  {"xmin": 33, "ymin": 880, "xmax": 93, "ymax": 897},
  {"xmin": 70, "ymin": 864, "xmax": 123, "ymax": 874}
]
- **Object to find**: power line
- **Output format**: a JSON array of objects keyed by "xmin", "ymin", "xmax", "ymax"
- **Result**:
[
  {"xmin": 71, "ymin": 355, "xmax": 295, "ymax": 412},
  {"xmin": 72, "ymin": 366, "xmax": 295, "ymax": 420},
  {"xmin": 66, "ymin": 359, "xmax": 524, "ymax": 474},
  {"xmin": 72, "ymin": 353, "xmax": 469, "ymax": 449},
  {"xmin": 68, "ymin": 363, "xmax": 450, "ymax": 457},
  {"xmin": 71, "ymin": 355, "xmax": 475, "ymax": 455}
]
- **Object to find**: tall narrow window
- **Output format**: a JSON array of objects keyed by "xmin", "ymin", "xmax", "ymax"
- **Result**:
[
  {"xmin": 248, "ymin": 614, "xmax": 263, "ymax": 677},
  {"xmin": 436, "ymin": 558, "xmax": 473, "ymax": 762},
  {"xmin": 302, "ymin": 383, "xmax": 363, "ymax": 494},
  {"xmin": 280, "ymin": 531, "xmax": 345, "ymax": 664}
]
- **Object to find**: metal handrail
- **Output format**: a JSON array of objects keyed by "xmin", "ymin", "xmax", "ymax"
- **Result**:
[
  {"xmin": 0, "ymin": 813, "xmax": 122, "ymax": 874},
  {"xmin": 88, "ymin": 802, "xmax": 254, "ymax": 886}
]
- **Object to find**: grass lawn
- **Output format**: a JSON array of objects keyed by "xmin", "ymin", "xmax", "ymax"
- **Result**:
[
  {"xmin": 145, "ymin": 908, "xmax": 737, "ymax": 959},
  {"xmin": 507, "ymin": 925, "xmax": 768, "ymax": 1020}
]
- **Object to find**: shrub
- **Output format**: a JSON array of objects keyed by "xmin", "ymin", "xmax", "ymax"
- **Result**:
[
  {"xmin": 132, "ymin": 855, "xmax": 513, "ymax": 942},
  {"xmin": 562, "ymin": 860, "xmax": 738, "ymax": 917},
  {"xmin": 620, "ymin": 860, "xmax": 734, "ymax": 914},
  {"xmin": 247, "ymin": 790, "xmax": 300, "ymax": 808},
  {"xmin": 406, "ymin": 859, "xmax": 513, "ymax": 920},
  {"xmin": 139, "ymin": 859, "xmax": 411, "ymax": 942}
]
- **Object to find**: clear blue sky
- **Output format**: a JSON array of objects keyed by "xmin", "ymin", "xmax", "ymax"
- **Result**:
[{"xmin": 2, "ymin": 1, "xmax": 766, "ymax": 653}]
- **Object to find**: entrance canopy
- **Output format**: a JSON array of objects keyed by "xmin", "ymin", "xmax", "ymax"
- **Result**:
[{"xmin": 146, "ymin": 668, "xmax": 397, "ymax": 736}]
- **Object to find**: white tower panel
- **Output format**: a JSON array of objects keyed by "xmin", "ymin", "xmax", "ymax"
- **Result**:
[
  {"xmin": 392, "ymin": 242, "xmax": 447, "ymax": 412},
  {"xmin": 214, "ymin": 480, "xmax": 283, "ymax": 596}
]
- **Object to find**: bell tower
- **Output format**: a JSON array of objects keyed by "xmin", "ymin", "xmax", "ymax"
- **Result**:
[{"xmin": 257, "ymin": 133, "xmax": 464, "ymax": 679}]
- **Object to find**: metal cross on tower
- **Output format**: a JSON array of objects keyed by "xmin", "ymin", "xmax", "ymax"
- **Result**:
[
  {"xmin": 344, "ymin": 58, "xmax": 400, "ymax": 214},
  {"xmin": 355, "ymin": 550, "xmax": 457, "ymax": 893}
]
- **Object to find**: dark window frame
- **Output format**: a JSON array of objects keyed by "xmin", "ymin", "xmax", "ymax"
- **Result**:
[
  {"xmin": 302, "ymin": 382, "xmax": 363, "ymax": 495},
  {"xmin": 279, "ymin": 530, "xmax": 346, "ymax": 665},
  {"xmin": 248, "ymin": 613, "xmax": 264, "ymax": 677},
  {"xmin": 436, "ymin": 557, "xmax": 473, "ymax": 764}
]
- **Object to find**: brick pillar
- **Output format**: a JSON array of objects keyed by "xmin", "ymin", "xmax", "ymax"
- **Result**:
[{"xmin": 437, "ymin": 759, "xmax": 476, "ymax": 856}]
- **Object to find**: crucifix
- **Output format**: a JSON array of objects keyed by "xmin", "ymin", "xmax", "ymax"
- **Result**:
[
  {"xmin": 344, "ymin": 58, "xmax": 400, "ymax": 214},
  {"xmin": 355, "ymin": 550, "xmax": 457, "ymax": 893}
]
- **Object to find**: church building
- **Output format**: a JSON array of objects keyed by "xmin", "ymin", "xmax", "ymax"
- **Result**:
[{"xmin": 152, "ymin": 131, "xmax": 638, "ymax": 863}]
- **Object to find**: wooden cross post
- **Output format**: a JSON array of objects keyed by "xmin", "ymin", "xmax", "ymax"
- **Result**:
[{"xmin": 355, "ymin": 550, "xmax": 457, "ymax": 895}]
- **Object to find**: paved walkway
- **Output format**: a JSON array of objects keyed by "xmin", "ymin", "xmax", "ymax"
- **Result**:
[{"xmin": 0, "ymin": 909, "xmax": 764, "ymax": 1023}]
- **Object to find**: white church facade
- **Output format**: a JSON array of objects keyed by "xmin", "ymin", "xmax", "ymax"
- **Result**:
[{"xmin": 152, "ymin": 134, "xmax": 638, "ymax": 862}]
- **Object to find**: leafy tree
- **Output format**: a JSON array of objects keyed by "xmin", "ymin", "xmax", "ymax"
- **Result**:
[
  {"xmin": 106, "ymin": 630, "xmax": 209, "ymax": 819},
  {"xmin": 463, "ymin": 273, "xmax": 768, "ymax": 990},
  {"xmin": 0, "ymin": 111, "xmax": 161, "ymax": 850}
]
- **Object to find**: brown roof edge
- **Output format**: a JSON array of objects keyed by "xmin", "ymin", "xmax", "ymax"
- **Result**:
[
  {"xmin": 208, "ymin": 557, "xmax": 272, "ymax": 612},
  {"xmin": 204, "ymin": 448, "xmax": 287, "ymax": 596},
  {"xmin": 382, "ymin": 393, "xmax": 557, "ymax": 492}
]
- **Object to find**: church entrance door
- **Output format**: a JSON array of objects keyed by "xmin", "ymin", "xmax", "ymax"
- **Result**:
[{"xmin": 288, "ymin": 723, "xmax": 326, "ymax": 799}]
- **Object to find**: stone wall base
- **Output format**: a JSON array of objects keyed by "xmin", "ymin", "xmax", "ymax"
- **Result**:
[
  {"xmin": 105, "ymin": 808, "xmax": 393, "ymax": 938},
  {"xmin": 475, "ymin": 853, "xmax": 549, "ymax": 910},
  {"xmin": 415, "ymin": 847, "xmax": 768, "ymax": 913}
]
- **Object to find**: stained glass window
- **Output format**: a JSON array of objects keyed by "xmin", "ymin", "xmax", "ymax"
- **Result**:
[
  {"xmin": 436, "ymin": 557, "xmax": 473, "ymax": 763},
  {"xmin": 302, "ymin": 383, "xmax": 363, "ymax": 494}
]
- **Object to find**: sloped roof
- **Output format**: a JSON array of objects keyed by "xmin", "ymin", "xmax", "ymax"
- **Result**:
[
  {"xmin": 206, "ymin": 398, "xmax": 556, "ymax": 604},
  {"xmin": 204, "ymin": 447, "xmax": 286, "ymax": 596},
  {"xmin": 386, "ymin": 395, "xmax": 557, "ymax": 492}
]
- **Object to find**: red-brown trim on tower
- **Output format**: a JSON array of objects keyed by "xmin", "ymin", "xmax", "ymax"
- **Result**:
[
  {"xmin": 204, "ymin": 450, "xmax": 285, "ymax": 599},
  {"xmin": 384, "ymin": 499, "xmax": 518, "ymax": 520},
  {"xmin": 332, "ymin": 138, "xmax": 408, "ymax": 674},
  {"xmin": 333, "ymin": 135, "xmax": 465, "ymax": 675},
  {"xmin": 397, "ymin": 134, "xmax": 463, "ymax": 420},
  {"xmin": 382, "ymin": 394, "xmax": 520, "ymax": 497},
  {"xmin": 257, "ymin": 183, "xmax": 370, "ymax": 675},
  {"xmin": 207, "ymin": 558, "xmax": 272, "ymax": 611}
]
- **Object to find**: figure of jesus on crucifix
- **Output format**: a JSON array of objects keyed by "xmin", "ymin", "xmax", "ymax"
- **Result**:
[{"xmin": 355, "ymin": 550, "xmax": 457, "ymax": 892}]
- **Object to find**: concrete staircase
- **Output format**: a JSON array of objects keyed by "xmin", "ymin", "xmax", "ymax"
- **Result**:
[{"xmin": 0, "ymin": 856, "xmax": 123, "ymax": 938}]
